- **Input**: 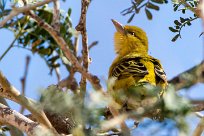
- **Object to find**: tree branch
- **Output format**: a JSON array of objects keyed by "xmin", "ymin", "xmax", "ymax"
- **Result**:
[
  {"xmin": 0, "ymin": 0, "xmax": 53, "ymax": 27},
  {"xmin": 0, "ymin": 71, "xmax": 54, "ymax": 131},
  {"xmin": 52, "ymin": 0, "xmax": 60, "ymax": 32},
  {"xmin": 76, "ymin": 0, "xmax": 90, "ymax": 100},
  {"xmin": 0, "ymin": 103, "xmax": 54, "ymax": 136},
  {"xmin": 28, "ymin": 11, "xmax": 103, "ymax": 91},
  {"xmin": 168, "ymin": 60, "xmax": 204, "ymax": 91},
  {"xmin": 20, "ymin": 55, "xmax": 31, "ymax": 114},
  {"xmin": 193, "ymin": 117, "xmax": 204, "ymax": 136}
]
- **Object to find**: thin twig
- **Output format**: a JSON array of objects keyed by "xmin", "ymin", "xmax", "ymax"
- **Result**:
[
  {"xmin": 28, "ymin": 11, "xmax": 103, "ymax": 91},
  {"xmin": 0, "ymin": 0, "xmax": 53, "ymax": 27},
  {"xmin": 88, "ymin": 41, "xmax": 98, "ymax": 50},
  {"xmin": 20, "ymin": 55, "xmax": 31, "ymax": 114},
  {"xmin": 52, "ymin": 0, "xmax": 60, "ymax": 32},
  {"xmin": 76, "ymin": 0, "xmax": 90, "ymax": 101}
]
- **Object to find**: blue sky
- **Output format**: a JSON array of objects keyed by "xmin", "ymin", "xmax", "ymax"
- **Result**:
[{"xmin": 0, "ymin": 0, "xmax": 204, "ymax": 135}]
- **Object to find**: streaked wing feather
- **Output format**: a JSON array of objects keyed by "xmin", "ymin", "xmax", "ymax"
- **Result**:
[
  {"xmin": 111, "ymin": 57, "xmax": 148, "ymax": 79},
  {"xmin": 152, "ymin": 59, "xmax": 167, "ymax": 82}
]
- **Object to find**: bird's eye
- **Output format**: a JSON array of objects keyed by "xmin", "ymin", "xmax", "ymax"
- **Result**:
[{"xmin": 128, "ymin": 31, "xmax": 135, "ymax": 37}]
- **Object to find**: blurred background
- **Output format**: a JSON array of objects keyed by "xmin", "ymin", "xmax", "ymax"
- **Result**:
[{"xmin": 0, "ymin": 0, "xmax": 203, "ymax": 135}]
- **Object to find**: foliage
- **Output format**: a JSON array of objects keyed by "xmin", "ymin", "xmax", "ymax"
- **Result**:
[
  {"xmin": 122, "ymin": 0, "xmax": 200, "ymax": 42},
  {"xmin": 0, "ymin": 5, "xmax": 74, "ymax": 74},
  {"xmin": 121, "ymin": 0, "xmax": 168, "ymax": 22},
  {"xmin": 169, "ymin": 0, "xmax": 199, "ymax": 42}
]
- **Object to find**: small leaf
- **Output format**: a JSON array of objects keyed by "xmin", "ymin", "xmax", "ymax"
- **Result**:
[
  {"xmin": 127, "ymin": 13, "xmax": 135, "ymax": 23},
  {"xmin": 189, "ymin": 2, "xmax": 194, "ymax": 7},
  {"xmin": 68, "ymin": 8, "xmax": 72, "ymax": 16},
  {"xmin": 182, "ymin": 9, "xmax": 185, "ymax": 14},
  {"xmin": 199, "ymin": 32, "xmax": 204, "ymax": 37},
  {"xmin": 169, "ymin": 27, "xmax": 179, "ymax": 32},
  {"xmin": 134, "ymin": 0, "xmax": 143, "ymax": 6},
  {"xmin": 171, "ymin": 34, "xmax": 180, "ymax": 42},
  {"xmin": 145, "ymin": 8, "xmax": 152, "ymax": 20},
  {"xmin": 174, "ymin": 20, "xmax": 181, "ymax": 26},
  {"xmin": 146, "ymin": 2, "xmax": 159, "ymax": 10},
  {"xmin": 180, "ymin": 17, "xmax": 185, "ymax": 23},
  {"xmin": 151, "ymin": 0, "xmax": 164, "ymax": 4},
  {"xmin": 186, "ymin": 21, "xmax": 191, "ymax": 26},
  {"xmin": 174, "ymin": 5, "xmax": 179, "ymax": 11}
]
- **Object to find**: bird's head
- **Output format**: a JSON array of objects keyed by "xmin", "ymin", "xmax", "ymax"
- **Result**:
[{"xmin": 111, "ymin": 19, "xmax": 148, "ymax": 56}]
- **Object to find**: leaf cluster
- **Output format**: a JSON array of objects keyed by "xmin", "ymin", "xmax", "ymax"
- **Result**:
[
  {"xmin": 121, "ymin": 0, "xmax": 167, "ymax": 23},
  {"xmin": 169, "ymin": 0, "xmax": 199, "ymax": 42},
  {"xmin": 1, "ymin": 6, "xmax": 74, "ymax": 73}
]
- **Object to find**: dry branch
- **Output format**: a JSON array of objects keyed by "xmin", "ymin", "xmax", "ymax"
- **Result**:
[
  {"xmin": 169, "ymin": 60, "xmax": 204, "ymax": 91},
  {"xmin": 28, "ymin": 11, "xmax": 103, "ymax": 91},
  {"xmin": 193, "ymin": 117, "xmax": 204, "ymax": 136},
  {"xmin": 0, "ymin": 103, "xmax": 53, "ymax": 136},
  {"xmin": 0, "ymin": 0, "xmax": 53, "ymax": 27},
  {"xmin": 20, "ymin": 55, "xmax": 31, "ymax": 114},
  {"xmin": 76, "ymin": 0, "xmax": 90, "ymax": 99},
  {"xmin": 0, "ymin": 71, "xmax": 54, "ymax": 130},
  {"xmin": 52, "ymin": 0, "xmax": 60, "ymax": 32}
]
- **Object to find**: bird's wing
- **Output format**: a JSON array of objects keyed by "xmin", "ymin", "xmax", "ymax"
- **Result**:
[
  {"xmin": 151, "ymin": 59, "xmax": 167, "ymax": 83},
  {"xmin": 110, "ymin": 57, "xmax": 148, "ymax": 79}
]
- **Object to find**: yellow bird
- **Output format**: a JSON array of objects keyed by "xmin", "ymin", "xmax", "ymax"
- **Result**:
[{"xmin": 108, "ymin": 19, "xmax": 168, "ymax": 111}]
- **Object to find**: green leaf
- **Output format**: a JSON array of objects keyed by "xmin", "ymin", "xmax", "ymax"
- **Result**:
[
  {"xmin": 189, "ymin": 2, "xmax": 194, "ymax": 7},
  {"xmin": 145, "ymin": 8, "xmax": 152, "ymax": 20},
  {"xmin": 134, "ymin": 0, "xmax": 143, "ymax": 6},
  {"xmin": 146, "ymin": 2, "xmax": 159, "ymax": 10},
  {"xmin": 174, "ymin": 20, "xmax": 181, "ymax": 26},
  {"xmin": 171, "ymin": 34, "xmax": 180, "ymax": 42},
  {"xmin": 180, "ymin": 17, "xmax": 185, "ymax": 23},
  {"xmin": 151, "ymin": 0, "xmax": 164, "ymax": 4},
  {"xmin": 186, "ymin": 21, "xmax": 191, "ymax": 26},
  {"xmin": 169, "ymin": 27, "xmax": 179, "ymax": 32},
  {"xmin": 182, "ymin": 9, "xmax": 185, "ymax": 14},
  {"xmin": 68, "ymin": 8, "xmax": 72, "ymax": 16},
  {"xmin": 173, "ymin": 5, "xmax": 179, "ymax": 11},
  {"xmin": 127, "ymin": 13, "xmax": 135, "ymax": 23}
]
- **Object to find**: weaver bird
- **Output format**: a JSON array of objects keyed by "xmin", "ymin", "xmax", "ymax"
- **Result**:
[{"xmin": 108, "ymin": 20, "xmax": 168, "ymax": 112}]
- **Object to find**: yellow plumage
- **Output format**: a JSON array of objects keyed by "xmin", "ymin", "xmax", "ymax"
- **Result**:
[{"xmin": 108, "ymin": 20, "xmax": 168, "ymax": 110}]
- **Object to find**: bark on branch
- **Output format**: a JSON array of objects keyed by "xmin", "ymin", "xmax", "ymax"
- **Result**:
[
  {"xmin": 0, "ymin": 103, "xmax": 53, "ymax": 136},
  {"xmin": 169, "ymin": 60, "xmax": 204, "ymax": 91},
  {"xmin": 0, "ymin": 71, "xmax": 54, "ymax": 130}
]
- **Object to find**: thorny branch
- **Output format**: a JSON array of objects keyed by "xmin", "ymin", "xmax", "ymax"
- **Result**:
[{"xmin": 76, "ymin": 0, "xmax": 90, "ymax": 100}]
